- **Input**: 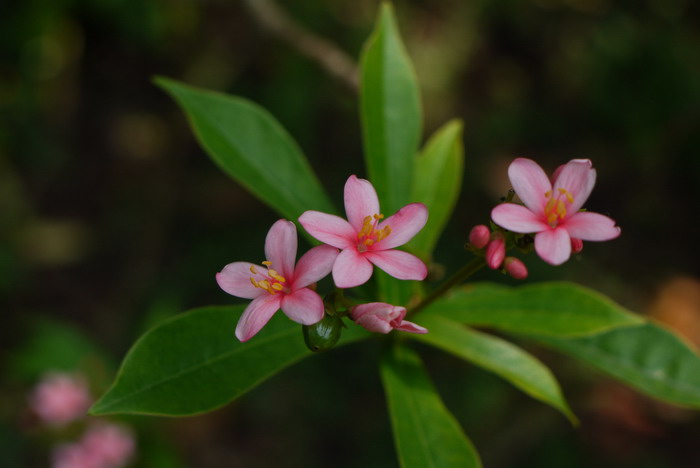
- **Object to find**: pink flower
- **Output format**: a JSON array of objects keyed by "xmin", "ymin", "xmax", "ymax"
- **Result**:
[
  {"xmin": 299, "ymin": 175, "xmax": 428, "ymax": 288},
  {"xmin": 351, "ymin": 302, "xmax": 428, "ymax": 334},
  {"xmin": 216, "ymin": 219, "xmax": 339, "ymax": 342},
  {"xmin": 491, "ymin": 158, "xmax": 621, "ymax": 265},
  {"xmin": 30, "ymin": 373, "xmax": 91, "ymax": 427},
  {"xmin": 81, "ymin": 423, "xmax": 135, "ymax": 468}
]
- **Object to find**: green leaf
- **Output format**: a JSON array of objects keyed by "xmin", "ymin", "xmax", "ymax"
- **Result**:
[
  {"xmin": 423, "ymin": 282, "xmax": 643, "ymax": 336},
  {"xmin": 91, "ymin": 306, "xmax": 368, "ymax": 416},
  {"xmin": 408, "ymin": 119, "xmax": 464, "ymax": 261},
  {"xmin": 155, "ymin": 77, "xmax": 336, "ymax": 222},
  {"xmin": 413, "ymin": 315, "xmax": 577, "ymax": 423},
  {"xmin": 526, "ymin": 321, "xmax": 700, "ymax": 408},
  {"xmin": 360, "ymin": 2, "xmax": 422, "ymax": 215},
  {"xmin": 376, "ymin": 269, "xmax": 416, "ymax": 307},
  {"xmin": 380, "ymin": 344, "xmax": 481, "ymax": 468}
]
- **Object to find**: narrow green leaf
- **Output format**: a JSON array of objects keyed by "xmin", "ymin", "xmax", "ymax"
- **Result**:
[
  {"xmin": 91, "ymin": 306, "xmax": 368, "ymax": 416},
  {"xmin": 155, "ymin": 77, "xmax": 336, "ymax": 222},
  {"xmin": 413, "ymin": 315, "xmax": 577, "ymax": 424},
  {"xmin": 360, "ymin": 2, "xmax": 422, "ymax": 215},
  {"xmin": 423, "ymin": 282, "xmax": 643, "ymax": 336},
  {"xmin": 526, "ymin": 321, "xmax": 700, "ymax": 408},
  {"xmin": 408, "ymin": 119, "xmax": 464, "ymax": 261},
  {"xmin": 376, "ymin": 270, "xmax": 416, "ymax": 307},
  {"xmin": 380, "ymin": 344, "xmax": 481, "ymax": 468}
]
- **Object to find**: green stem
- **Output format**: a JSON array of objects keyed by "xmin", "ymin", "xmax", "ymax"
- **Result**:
[{"xmin": 408, "ymin": 257, "xmax": 486, "ymax": 317}]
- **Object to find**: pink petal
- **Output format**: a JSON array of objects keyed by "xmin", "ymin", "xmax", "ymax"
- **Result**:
[
  {"xmin": 216, "ymin": 262, "xmax": 266, "ymax": 299},
  {"xmin": 491, "ymin": 203, "xmax": 548, "ymax": 233},
  {"xmin": 281, "ymin": 288, "xmax": 324, "ymax": 325},
  {"xmin": 364, "ymin": 250, "xmax": 427, "ymax": 281},
  {"xmin": 332, "ymin": 248, "xmax": 374, "ymax": 288},
  {"xmin": 344, "ymin": 175, "xmax": 381, "ymax": 232},
  {"xmin": 292, "ymin": 245, "xmax": 339, "ymax": 289},
  {"xmin": 373, "ymin": 203, "xmax": 428, "ymax": 249},
  {"xmin": 299, "ymin": 211, "xmax": 356, "ymax": 249},
  {"xmin": 534, "ymin": 227, "xmax": 572, "ymax": 266},
  {"xmin": 264, "ymin": 220, "xmax": 297, "ymax": 279},
  {"xmin": 394, "ymin": 320, "xmax": 428, "ymax": 334},
  {"xmin": 564, "ymin": 212, "xmax": 621, "ymax": 241},
  {"xmin": 235, "ymin": 294, "xmax": 282, "ymax": 342},
  {"xmin": 508, "ymin": 158, "xmax": 552, "ymax": 214},
  {"xmin": 552, "ymin": 159, "xmax": 596, "ymax": 214}
]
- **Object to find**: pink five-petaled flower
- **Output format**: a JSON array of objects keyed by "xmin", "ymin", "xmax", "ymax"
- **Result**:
[
  {"xmin": 491, "ymin": 158, "xmax": 621, "ymax": 265},
  {"xmin": 216, "ymin": 220, "xmax": 339, "ymax": 342},
  {"xmin": 299, "ymin": 175, "xmax": 428, "ymax": 288},
  {"xmin": 351, "ymin": 302, "xmax": 428, "ymax": 334}
]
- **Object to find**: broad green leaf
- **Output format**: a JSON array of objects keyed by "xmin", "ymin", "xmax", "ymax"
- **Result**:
[
  {"xmin": 422, "ymin": 282, "xmax": 642, "ymax": 336},
  {"xmin": 91, "ymin": 306, "xmax": 368, "ymax": 416},
  {"xmin": 380, "ymin": 344, "xmax": 481, "ymax": 468},
  {"xmin": 408, "ymin": 120, "xmax": 464, "ymax": 261},
  {"xmin": 526, "ymin": 321, "xmax": 700, "ymax": 408},
  {"xmin": 376, "ymin": 270, "xmax": 416, "ymax": 307},
  {"xmin": 413, "ymin": 315, "xmax": 576, "ymax": 423},
  {"xmin": 155, "ymin": 77, "xmax": 336, "ymax": 222},
  {"xmin": 360, "ymin": 2, "xmax": 422, "ymax": 215}
]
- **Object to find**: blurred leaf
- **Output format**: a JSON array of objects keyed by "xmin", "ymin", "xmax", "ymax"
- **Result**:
[
  {"xmin": 413, "ymin": 315, "xmax": 577, "ymax": 423},
  {"xmin": 376, "ymin": 269, "xmax": 415, "ymax": 307},
  {"xmin": 360, "ymin": 2, "xmax": 422, "ymax": 215},
  {"xmin": 423, "ymin": 282, "xmax": 642, "ymax": 336},
  {"xmin": 408, "ymin": 119, "xmax": 464, "ymax": 261},
  {"xmin": 91, "ymin": 306, "xmax": 368, "ymax": 416},
  {"xmin": 155, "ymin": 77, "xmax": 336, "ymax": 223},
  {"xmin": 527, "ymin": 322, "xmax": 700, "ymax": 408},
  {"xmin": 380, "ymin": 344, "xmax": 481, "ymax": 468}
]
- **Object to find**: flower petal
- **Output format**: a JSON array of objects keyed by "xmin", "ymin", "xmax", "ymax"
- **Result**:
[
  {"xmin": 332, "ymin": 248, "xmax": 374, "ymax": 288},
  {"xmin": 373, "ymin": 203, "xmax": 428, "ymax": 249},
  {"xmin": 281, "ymin": 288, "xmax": 324, "ymax": 325},
  {"xmin": 344, "ymin": 175, "xmax": 380, "ymax": 232},
  {"xmin": 552, "ymin": 159, "xmax": 596, "ymax": 214},
  {"xmin": 394, "ymin": 320, "xmax": 428, "ymax": 334},
  {"xmin": 292, "ymin": 245, "xmax": 339, "ymax": 289},
  {"xmin": 364, "ymin": 250, "xmax": 427, "ymax": 281},
  {"xmin": 264, "ymin": 220, "xmax": 297, "ymax": 279},
  {"xmin": 508, "ymin": 158, "xmax": 552, "ymax": 214},
  {"xmin": 534, "ymin": 227, "xmax": 572, "ymax": 266},
  {"xmin": 235, "ymin": 294, "xmax": 282, "ymax": 342},
  {"xmin": 491, "ymin": 203, "xmax": 548, "ymax": 233},
  {"xmin": 564, "ymin": 212, "xmax": 621, "ymax": 241},
  {"xmin": 216, "ymin": 262, "xmax": 266, "ymax": 299},
  {"xmin": 299, "ymin": 211, "xmax": 356, "ymax": 249}
]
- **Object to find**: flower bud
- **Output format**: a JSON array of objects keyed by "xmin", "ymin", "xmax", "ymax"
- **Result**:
[
  {"xmin": 504, "ymin": 257, "xmax": 528, "ymax": 280},
  {"xmin": 571, "ymin": 237, "xmax": 584, "ymax": 254},
  {"xmin": 29, "ymin": 373, "xmax": 91, "ymax": 427},
  {"xmin": 469, "ymin": 225, "xmax": 490, "ymax": 249},
  {"xmin": 303, "ymin": 314, "xmax": 343, "ymax": 352},
  {"xmin": 351, "ymin": 303, "xmax": 427, "ymax": 334},
  {"xmin": 485, "ymin": 235, "xmax": 505, "ymax": 269}
]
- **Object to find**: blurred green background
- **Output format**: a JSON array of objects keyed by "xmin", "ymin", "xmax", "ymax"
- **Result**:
[{"xmin": 2, "ymin": 0, "xmax": 700, "ymax": 466}]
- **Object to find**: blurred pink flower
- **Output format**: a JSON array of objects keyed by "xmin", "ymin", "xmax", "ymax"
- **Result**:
[
  {"xmin": 351, "ymin": 302, "xmax": 428, "ymax": 334},
  {"xmin": 299, "ymin": 175, "xmax": 428, "ymax": 288},
  {"xmin": 491, "ymin": 158, "xmax": 620, "ymax": 265},
  {"xmin": 52, "ymin": 443, "xmax": 98, "ymax": 468},
  {"xmin": 30, "ymin": 373, "xmax": 91, "ymax": 427},
  {"xmin": 216, "ymin": 219, "xmax": 339, "ymax": 342},
  {"xmin": 52, "ymin": 423, "xmax": 135, "ymax": 468}
]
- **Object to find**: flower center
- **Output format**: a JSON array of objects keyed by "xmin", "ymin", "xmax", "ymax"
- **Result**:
[
  {"xmin": 357, "ymin": 214, "xmax": 391, "ymax": 253},
  {"xmin": 249, "ymin": 261, "xmax": 289, "ymax": 295},
  {"xmin": 544, "ymin": 188, "xmax": 575, "ymax": 226}
]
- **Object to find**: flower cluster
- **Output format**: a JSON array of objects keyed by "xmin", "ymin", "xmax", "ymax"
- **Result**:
[{"xmin": 217, "ymin": 175, "xmax": 429, "ymax": 342}]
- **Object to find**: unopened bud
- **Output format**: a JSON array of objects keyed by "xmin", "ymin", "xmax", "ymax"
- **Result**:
[
  {"xmin": 303, "ymin": 314, "xmax": 342, "ymax": 352},
  {"xmin": 485, "ymin": 235, "xmax": 505, "ymax": 269},
  {"xmin": 469, "ymin": 225, "xmax": 490, "ymax": 249},
  {"xmin": 571, "ymin": 238, "xmax": 583, "ymax": 254},
  {"xmin": 504, "ymin": 257, "xmax": 528, "ymax": 280}
]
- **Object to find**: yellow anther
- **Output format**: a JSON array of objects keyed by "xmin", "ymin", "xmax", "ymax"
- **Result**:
[
  {"xmin": 373, "ymin": 214, "xmax": 384, "ymax": 220},
  {"xmin": 269, "ymin": 270, "xmax": 287, "ymax": 283},
  {"xmin": 544, "ymin": 190, "xmax": 552, "ymax": 198},
  {"xmin": 262, "ymin": 261, "xmax": 272, "ymax": 267},
  {"xmin": 365, "ymin": 239, "xmax": 375, "ymax": 246},
  {"xmin": 250, "ymin": 277, "xmax": 258, "ymax": 287},
  {"xmin": 250, "ymin": 265, "xmax": 258, "ymax": 274},
  {"xmin": 558, "ymin": 188, "xmax": 575, "ymax": 203},
  {"xmin": 271, "ymin": 283, "xmax": 284, "ymax": 291}
]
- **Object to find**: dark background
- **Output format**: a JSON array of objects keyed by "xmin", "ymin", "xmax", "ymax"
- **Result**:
[{"xmin": 2, "ymin": 0, "xmax": 700, "ymax": 466}]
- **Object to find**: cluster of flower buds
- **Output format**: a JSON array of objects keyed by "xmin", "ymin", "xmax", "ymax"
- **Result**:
[{"xmin": 468, "ymin": 225, "xmax": 529, "ymax": 280}]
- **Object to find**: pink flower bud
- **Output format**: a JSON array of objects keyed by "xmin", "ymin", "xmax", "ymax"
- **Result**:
[
  {"xmin": 81, "ymin": 423, "xmax": 135, "ymax": 468},
  {"xmin": 351, "ymin": 302, "xmax": 428, "ymax": 334},
  {"xmin": 469, "ymin": 225, "xmax": 490, "ymax": 249},
  {"xmin": 571, "ymin": 237, "xmax": 584, "ymax": 254},
  {"xmin": 504, "ymin": 257, "xmax": 528, "ymax": 280},
  {"xmin": 30, "ymin": 373, "xmax": 91, "ymax": 427},
  {"xmin": 52, "ymin": 443, "xmax": 98, "ymax": 468},
  {"xmin": 485, "ymin": 235, "xmax": 505, "ymax": 269}
]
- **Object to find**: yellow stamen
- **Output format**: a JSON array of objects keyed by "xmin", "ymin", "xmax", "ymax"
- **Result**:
[
  {"xmin": 271, "ymin": 283, "xmax": 284, "ymax": 291},
  {"xmin": 262, "ymin": 261, "xmax": 272, "ymax": 267},
  {"xmin": 268, "ymin": 269, "xmax": 286, "ymax": 283},
  {"xmin": 250, "ymin": 265, "xmax": 258, "ymax": 274},
  {"xmin": 250, "ymin": 277, "xmax": 258, "ymax": 287}
]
